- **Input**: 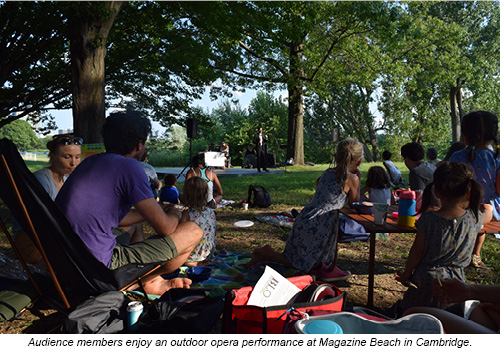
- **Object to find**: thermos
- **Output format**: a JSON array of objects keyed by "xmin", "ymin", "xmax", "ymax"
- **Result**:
[{"xmin": 394, "ymin": 189, "xmax": 416, "ymax": 227}]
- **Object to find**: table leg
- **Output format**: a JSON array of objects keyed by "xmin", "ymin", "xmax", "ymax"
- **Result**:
[{"xmin": 367, "ymin": 231, "xmax": 376, "ymax": 308}]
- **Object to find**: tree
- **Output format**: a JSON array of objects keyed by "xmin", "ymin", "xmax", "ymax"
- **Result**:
[
  {"xmin": 185, "ymin": 1, "xmax": 393, "ymax": 165},
  {"xmin": 0, "ymin": 119, "xmax": 40, "ymax": 151},
  {"xmin": 0, "ymin": 2, "xmax": 69, "ymax": 130},
  {"xmin": 66, "ymin": 1, "xmax": 126, "ymax": 143}
]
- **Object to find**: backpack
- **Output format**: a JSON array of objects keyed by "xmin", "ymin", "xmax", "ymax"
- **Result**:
[
  {"xmin": 62, "ymin": 291, "xmax": 130, "ymax": 334},
  {"xmin": 247, "ymin": 184, "xmax": 272, "ymax": 208}
]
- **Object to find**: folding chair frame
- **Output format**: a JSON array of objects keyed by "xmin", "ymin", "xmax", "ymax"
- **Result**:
[{"xmin": 0, "ymin": 146, "xmax": 161, "ymax": 312}]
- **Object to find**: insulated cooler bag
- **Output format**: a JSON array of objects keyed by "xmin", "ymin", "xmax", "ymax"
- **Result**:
[{"xmin": 222, "ymin": 275, "xmax": 345, "ymax": 334}]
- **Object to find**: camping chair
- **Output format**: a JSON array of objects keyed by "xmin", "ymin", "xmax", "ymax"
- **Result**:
[{"xmin": 0, "ymin": 138, "xmax": 162, "ymax": 312}]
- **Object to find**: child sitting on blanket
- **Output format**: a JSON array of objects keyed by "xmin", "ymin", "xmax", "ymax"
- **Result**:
[
  {"xmin": 181, "ymin": 176, "xmax": 217, "ymax": 266},
  {"xmin": 160, "ymin": 174, "xmax": 180, "ymax": 204}
]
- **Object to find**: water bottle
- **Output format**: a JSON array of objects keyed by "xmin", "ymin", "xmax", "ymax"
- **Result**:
[{"xmin": 394, "ymin": 189, "xmax": 416, "ymax": 227}]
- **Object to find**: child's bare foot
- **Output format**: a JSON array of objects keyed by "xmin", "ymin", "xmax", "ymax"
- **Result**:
[{"xmin": 245, "ymin": 245, "xmax": 275, "ymax": 268}]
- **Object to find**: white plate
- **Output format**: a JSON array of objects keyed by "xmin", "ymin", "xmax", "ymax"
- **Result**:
[{"xmin": 233, "ymin": 220, "xmax": 254, "ymax": 228}]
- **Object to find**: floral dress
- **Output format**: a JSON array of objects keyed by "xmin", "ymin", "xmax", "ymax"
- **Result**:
[
  {"xmin": 450, "ymin": 149, "xmax": 500, "ymax": 220},
  {"xmin": 186, "ymin": 207, "xmax": 216, "ymax": 262},
  {"xmin": 283, "ymin": 168, "xmax": 347, "ymax": 273},
  {"xmin": 399, "ymin": 210, "xmax": 483, "ymax": 313}
]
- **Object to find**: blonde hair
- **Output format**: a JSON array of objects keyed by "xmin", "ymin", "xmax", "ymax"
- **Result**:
[
  {"xmin": 183, "ymin": 176, "xmax": 208, "ymax": 212},
  {"xmin": 332, "ymin": 138, "xmax": 363, "ymax": 188}
]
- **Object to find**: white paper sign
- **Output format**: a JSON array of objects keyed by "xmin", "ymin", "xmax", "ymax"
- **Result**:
[{"xmin": 247, "ymin": 266, "xmax": 301, "ymax": 307}]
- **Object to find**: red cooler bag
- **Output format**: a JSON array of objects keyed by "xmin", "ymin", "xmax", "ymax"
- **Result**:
[{"xmin": 222, "ymin": 275, "xmax": 345, "ymax": 334}]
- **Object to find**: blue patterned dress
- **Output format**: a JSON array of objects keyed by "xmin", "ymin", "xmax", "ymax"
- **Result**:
[
  {"xmin": 399, "ymin": 210, "xmax": 483, "ymax": 312},
  {"xmin": 450, "ymin": 149, "xmax": 500, "ymax": 220},
  {"xmin": 283, "ymin": 168, "xmax": 347, "ymax": 273}
]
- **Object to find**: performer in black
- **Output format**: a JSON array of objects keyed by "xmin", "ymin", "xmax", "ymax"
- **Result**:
[{"xmin": 253, "ymin": 126, "xmax": 268, "ymax": 172}]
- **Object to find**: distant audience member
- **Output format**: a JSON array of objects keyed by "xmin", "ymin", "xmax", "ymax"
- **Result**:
[
  {"xmin": 382, "ymin": 150, "xmax": 403, "ymax": 186},
  {"xmin": 443, "ymin": 141, "xmax": 466, "ymax": 161},
  {"xmin": 137, "ymin": 148, "xmax": 162, "ymax": 200},
  {"xmin": 243, "ymin": 144, "xmax": 257, "ymax": 168},
  {"xmin": 182, "ymin": 176, "xmax": 217, "ymax": 266},
  {"xmin": 395, "ymin": 162, "xmax": 492, "ymax": 316},
  {"xmin": 426, "ymin": 147, "xmax": 441, "ymax": 166},
  {"xmin": 401, "ymin": 142, "xmax": 436, "ymax": 191},
  {"xmin": 360, "ymin": 166, "xmax": 395, "ymax": 205},
  {"xmin": 186, "ymin": 153, "xmax": 223, "ymax": 208},
  {"xmin": 220, "ymin": 141, "xmax": 231, "ymax": 168},
  {"xmin": 160, "ymin": 174, "xmax": 179, "ymax": 204}
]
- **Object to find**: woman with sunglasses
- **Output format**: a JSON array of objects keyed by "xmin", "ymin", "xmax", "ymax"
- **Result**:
[
  {"xmin": 34, "ymin": 134, "xmax": 83, "ymax": 196},
  {"xmin": 13, "ymin": 134, "xmax": 82, "ymax": 268}
]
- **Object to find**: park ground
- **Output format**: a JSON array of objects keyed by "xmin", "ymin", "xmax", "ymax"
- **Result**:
[{"xmin": 0, "ymin": 163, "xmax": 499, "ymax": 333}]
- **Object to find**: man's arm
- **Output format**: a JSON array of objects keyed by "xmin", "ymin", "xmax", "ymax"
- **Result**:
[{"xmin": 129, "ymin": 197, "xmax": 181, "ymax": 236}]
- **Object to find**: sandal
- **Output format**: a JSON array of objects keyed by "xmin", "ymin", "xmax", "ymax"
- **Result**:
[{"xmin": 470, "ymin": 254, "xmax": 488, "ymax": 268}]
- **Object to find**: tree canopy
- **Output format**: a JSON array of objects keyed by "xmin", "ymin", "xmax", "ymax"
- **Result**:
[{"xmin": 3, "ymin": 1, "xmax": 500, "ymax": 163}]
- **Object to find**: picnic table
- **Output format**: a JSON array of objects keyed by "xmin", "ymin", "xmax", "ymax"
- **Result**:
[{"xmin": 340, "ymin": 206, "xmax": 500, "ymax": 308}]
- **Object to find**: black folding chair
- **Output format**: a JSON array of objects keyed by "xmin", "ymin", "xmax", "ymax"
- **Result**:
[{"xmin": 0, "ymin": 139, "xmax": 162, "ymax": 311}]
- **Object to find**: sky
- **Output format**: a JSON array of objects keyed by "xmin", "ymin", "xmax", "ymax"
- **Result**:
[{"xmin": 51, "ymin": 88, "xmax": 287, "ymax": 135}]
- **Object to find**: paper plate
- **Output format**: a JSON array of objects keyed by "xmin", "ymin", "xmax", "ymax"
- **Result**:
[{"xmin": 233, "ymin": 220, "xmax": 254, "ymax": 228}]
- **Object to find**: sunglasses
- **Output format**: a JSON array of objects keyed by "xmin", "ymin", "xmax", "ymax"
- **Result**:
[{"xmin": 54, "ymin": 136, "xmax": 84, "ymax": 145}]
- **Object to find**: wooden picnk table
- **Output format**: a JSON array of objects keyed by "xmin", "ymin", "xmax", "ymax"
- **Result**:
[{"xmin": 340, "ymin": 206, "xmax": 500, "ymax": 308}]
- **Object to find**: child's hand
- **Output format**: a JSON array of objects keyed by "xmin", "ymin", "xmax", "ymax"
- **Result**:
[{"xmin": 395, "ymin": 271, "xmax": 411, "ymax": 285}]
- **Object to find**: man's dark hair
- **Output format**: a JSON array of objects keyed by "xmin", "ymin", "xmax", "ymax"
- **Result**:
[
  {"xmin": 426, "ymin": 148, "xmax": 438, "ymax": 160},
  {"xmin": 382, "ymin": 150, "xmax": 392, "ymax": 160},
  {"xmin": 102, "ymin": 110, "xmax": 151, "ymax": 155},
  {"xmin": 401, "ymin": 142, "xmax": 424, "ymax": 162}
]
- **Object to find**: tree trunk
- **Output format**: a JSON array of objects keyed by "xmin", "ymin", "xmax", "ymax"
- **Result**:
[
  {"xmin": 450, "ymin": 79, "xmax": 463, "ymax": 143},
  {"xmin": 286, "ymin": 41, "xmax": 305, "ymax": 165},
  {"xmin": 69, "ymin": 2, "xmax": 125, "ymax": 143}
]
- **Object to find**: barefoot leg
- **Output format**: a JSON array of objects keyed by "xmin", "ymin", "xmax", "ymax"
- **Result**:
[{"xmin": 245, "ymin": 244, "xmax": 292, "ymax": 268}]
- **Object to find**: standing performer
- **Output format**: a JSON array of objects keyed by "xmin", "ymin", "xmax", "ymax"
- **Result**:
[{"xmin": 253, "ymin": 126, "xmax": 268, "ymax": 172}]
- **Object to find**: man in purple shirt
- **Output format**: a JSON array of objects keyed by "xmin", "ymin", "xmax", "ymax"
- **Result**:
[{"xmin": 56, "ymin": 110, "xmax": 202, "ymax": 295}]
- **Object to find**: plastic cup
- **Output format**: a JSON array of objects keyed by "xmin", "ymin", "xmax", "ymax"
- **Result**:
[
  {"xmin": 127, "ymin": 301, "xmax": 143, "ymax": 331},
  {"xmin": 373, "ymin": 203, "xmax": 389, "ymax": 225},
  {"xmin": 242, "ymin": 203, "xmax": 249, "ymax": 211}
]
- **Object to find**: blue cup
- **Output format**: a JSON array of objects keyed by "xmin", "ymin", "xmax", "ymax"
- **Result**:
[{"xmin": 303, "ymin": 320, "xmax": 343, "ymax": 334}]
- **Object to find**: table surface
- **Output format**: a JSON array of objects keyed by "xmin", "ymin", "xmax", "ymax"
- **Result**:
[{"xmin": 341, "ymin": 206, "xmax": 500, "ymax": 234}]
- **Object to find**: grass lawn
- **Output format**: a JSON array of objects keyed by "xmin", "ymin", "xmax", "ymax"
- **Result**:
[{"xmin": 0, "ymin": 160, "xmax": 499, "ymax": 333}]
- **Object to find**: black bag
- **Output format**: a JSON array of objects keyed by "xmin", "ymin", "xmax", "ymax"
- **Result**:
[
  {"xmin": 62, "ymin": 291, "xmax": 130, "ymax": 334},
  {"xmin": 137, "ymin": 288, "xmax": 224, "ymax": 334},
  {"xmin": 248, "ymin": 184, "xmax": 272, "ymax": 208}
]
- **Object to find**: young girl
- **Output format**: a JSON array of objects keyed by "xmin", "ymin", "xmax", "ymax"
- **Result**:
[
  {"xmin": 360, "ymin": 166, "xmax": 395, "ymax": 205},
  {"xmin": 246, "ymin": 138, "xmax": 363, "ymax": 281},
  {"xmin": 396, "ymin": 162, "xmax": 493, "ymax": 315},
  {"xmin": 449, "ymin": 110, "xmax": 500, "ymax": 267},
  {"xmin": 181, "ymin": 176, "xmax": 217, "ymax": 266}
]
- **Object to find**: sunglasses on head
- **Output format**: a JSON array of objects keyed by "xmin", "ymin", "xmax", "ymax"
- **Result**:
[{"xmin": 54, "ymin": 136, "xmax": 83, "ymax": 145}]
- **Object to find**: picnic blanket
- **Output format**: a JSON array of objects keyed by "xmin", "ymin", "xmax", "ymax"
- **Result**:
[
  {"xmin": 254, "ymin": 213, "xmax": 369, "ymax": 243},
  {"xmin": 188, "ymin": 250, "xmax": 305, "ymax": 290},
  {"xmin": 254, "ymin": 214, "xmax": 294, "ymax": 229},
  {"xmin": 217, "ymin": 199, "xmax": 235, "ymax": 208}
]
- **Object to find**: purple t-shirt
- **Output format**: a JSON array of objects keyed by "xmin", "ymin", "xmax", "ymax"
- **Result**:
[{"xmin": 55, "ymin": 153, "xmax": 153, "ymax": 267}]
